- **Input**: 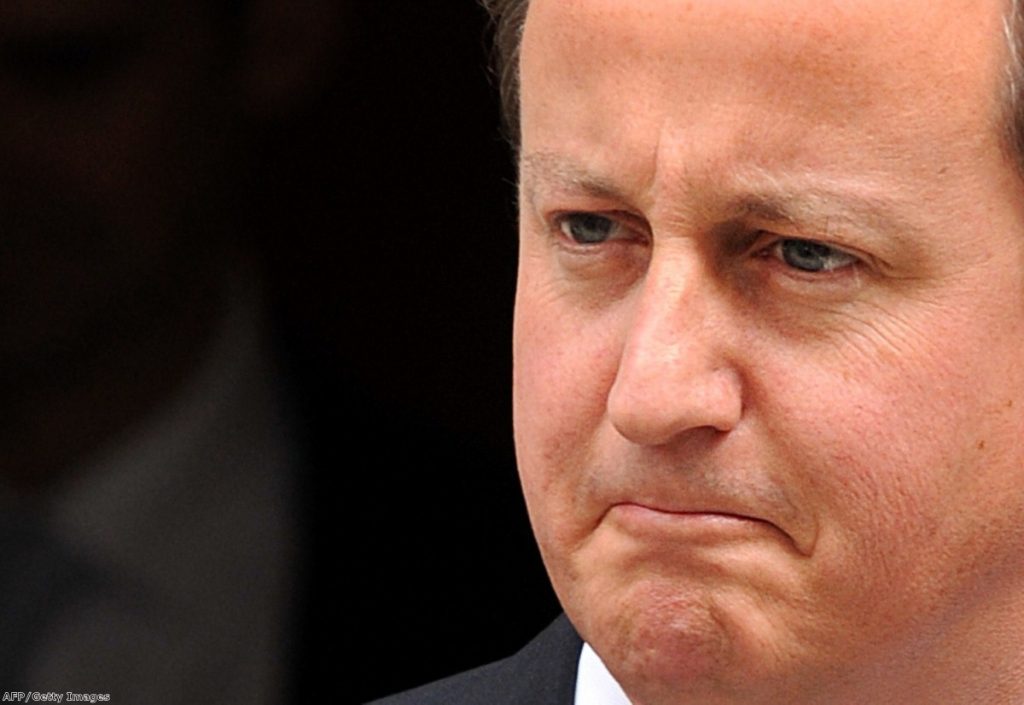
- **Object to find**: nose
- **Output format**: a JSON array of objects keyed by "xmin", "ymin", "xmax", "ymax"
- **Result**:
[{"xmin": 607, "ymin": 248, "xmax": 744, "ymax": 446}]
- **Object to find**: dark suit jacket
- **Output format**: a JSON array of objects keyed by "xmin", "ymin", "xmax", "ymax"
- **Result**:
[{"xmin": 367, "ymin": 615, "xmax": 583, "ymax": 705}]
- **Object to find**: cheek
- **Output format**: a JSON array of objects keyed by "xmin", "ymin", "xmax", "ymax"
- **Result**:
[
  {"xmin": 512, "ymin": 261, "xmax": 627, "ymax": 542},
  {"xmin": 756, "ymin": 309, "xmax": 1024, "ymax": 605}
]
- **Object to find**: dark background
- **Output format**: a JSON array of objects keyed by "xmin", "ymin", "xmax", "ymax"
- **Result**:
[{"xmin": 256, "ymin": 2, "xmax": 560, "ymax": 701}]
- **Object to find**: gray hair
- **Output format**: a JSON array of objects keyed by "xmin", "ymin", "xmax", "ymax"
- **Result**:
[
  {"xmin": 1004, "ymin": 0, "xmax": 1024, "ymax": 173},
  {"xmin": 482, "ymin": 0, "xmax": 1024, "ymax": 175},
  {"xmin": 480, "ymin": 0, "xmax": 529, "ymax": 149}
]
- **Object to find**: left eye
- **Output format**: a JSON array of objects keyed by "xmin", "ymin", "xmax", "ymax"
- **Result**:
[
  {"xmin": 558, "ymin": 213, "xmax": 624, "ymax": 244},
  {"xmin": 770, "ymin": 238, "xmax": 857, "ymax": 273}
]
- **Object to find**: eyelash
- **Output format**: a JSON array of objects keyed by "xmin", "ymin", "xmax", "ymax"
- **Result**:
[
  {"xmin": 756, "ymin": 238, "xmax": 860, "ymax": 275},
  {"xmin": 552, "ymin": 212, "xmax": 860, "ymax": 276},
  {"xmin": 554, "ymin": 212, "xmax": 642, "ymax": 248}
]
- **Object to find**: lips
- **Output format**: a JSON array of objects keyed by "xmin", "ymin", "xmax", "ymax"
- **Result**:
[
  {"xmin": 611, "ymin": 500, "xmax": 773, "ymax": 525},
  {"xmin": 602, "ymin": 497, "xmax": 811, "ymax": 555},
  {"xmin": 582, "ymin": 455, "xmax": 815, "ymax": 555}
]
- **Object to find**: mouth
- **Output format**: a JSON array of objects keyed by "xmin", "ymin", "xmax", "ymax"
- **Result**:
[{"xmin": 607, "ymin": 502, "xmax": 799, "ymax": 549}]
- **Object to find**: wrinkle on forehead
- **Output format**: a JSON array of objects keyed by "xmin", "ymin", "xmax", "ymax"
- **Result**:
[
  {"xmin": 522, "ymin": 149, "xmax": 925, "ymax": 249},
  {"xmin": 521, "ymin": 0, "xmax": 1020, "ymax": 257},
  {"xmin": 527, "ymin": 0, "xmax": 1011, "ymax": 145}
]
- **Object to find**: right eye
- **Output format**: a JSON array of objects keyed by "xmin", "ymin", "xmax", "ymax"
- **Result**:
[{"xmin": 557, "ymin": 213, "xmax": 626, "ymax": 245}]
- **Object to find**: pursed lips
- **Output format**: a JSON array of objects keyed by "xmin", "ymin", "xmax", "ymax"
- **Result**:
[{"xmin": 604, "ymin": 500, "xmax": 811, "ymax": 555}]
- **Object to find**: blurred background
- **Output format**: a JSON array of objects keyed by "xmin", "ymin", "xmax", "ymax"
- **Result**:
[
  {"xmin": 288, "ymin": 2, "xmax": 561, "ymax": 701},
  {"xmin": 0, "ymin": 0, "xmax": 557, "ymax": 703}
]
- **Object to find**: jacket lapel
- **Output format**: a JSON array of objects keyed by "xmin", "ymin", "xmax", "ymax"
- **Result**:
[{"xmin": 494, "ymin": 614, "xmax": 582, "ymax": 705}]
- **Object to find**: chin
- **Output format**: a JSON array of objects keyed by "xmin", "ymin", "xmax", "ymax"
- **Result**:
[
  {"xmin": 560, "ymin": 570, "xmax": 808, "ymax": 705},
  {"xmin": 568, "ymin": 576, "xmax": 736, "ymax": 693}
]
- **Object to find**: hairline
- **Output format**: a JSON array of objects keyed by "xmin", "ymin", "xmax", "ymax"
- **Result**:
[{"xmin": 483, "ymin": 0, "xmax": 1024, "ymax": 177}]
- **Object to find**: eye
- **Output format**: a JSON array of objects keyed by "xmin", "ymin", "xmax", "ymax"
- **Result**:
[
  {"xmin": 770, "ymin": 238, "xmax": 858, "ymax": 273},
  {"xmin": 558, "ymin": 213, "xmax": 625, "ymax": 245}
]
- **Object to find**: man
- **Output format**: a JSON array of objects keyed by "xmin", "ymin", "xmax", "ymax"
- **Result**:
[{"xmin": 373, "ymin": 0, "xmax": 1024, "ymax": 703}]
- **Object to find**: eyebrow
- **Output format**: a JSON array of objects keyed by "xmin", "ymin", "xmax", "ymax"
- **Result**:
[
  {"xmin": 724, "ymin": 186, "xmax": 918, "ymax": 241},
  {"xmin": 520, "ymin": 152, "xmax": 627, "ymax": 202},
  {"xmin": 520, "ymin": 150, "xmax": 923, "ymax": 243}
]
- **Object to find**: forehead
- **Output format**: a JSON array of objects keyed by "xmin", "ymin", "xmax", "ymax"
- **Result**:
[
  {"xmin": 520, "ymin": 0, "xmax": 1012, "ymax": 195},
  {"xmin": 522, "ymin": 0, "xmax": 1008, "ymax": 98}
]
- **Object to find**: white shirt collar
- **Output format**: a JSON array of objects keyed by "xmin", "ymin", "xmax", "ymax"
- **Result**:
[{"xmin": 575, "ymin": 642, "xmax": 633, "ymax": 705}]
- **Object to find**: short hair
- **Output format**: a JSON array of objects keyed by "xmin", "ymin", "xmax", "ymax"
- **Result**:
[
  {"xmin": 1004, "ymin": 0, "xmax": 1024, "ymax": 173},
  {"xmin": 480, "ymin": 0, "xmax": 529, "ymax": 150},
  {"xmin": 482, "ymin": 0, "xmax": 1024, "ymax": 175}
]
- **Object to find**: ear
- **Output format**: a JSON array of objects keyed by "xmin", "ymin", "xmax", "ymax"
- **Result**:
[{"xmin": 240, "ymin": 0, "xmax": 344, "ymax": 118}]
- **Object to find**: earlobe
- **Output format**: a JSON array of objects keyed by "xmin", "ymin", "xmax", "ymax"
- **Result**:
[{"xmin": 240, "ymin": 0, "xmax": 344, "ymax": 119}]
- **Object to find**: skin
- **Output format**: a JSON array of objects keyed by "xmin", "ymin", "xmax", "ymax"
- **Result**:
[{"xmin": 513, "ymin": 0, "xmax": 1024, "ymax": 703}]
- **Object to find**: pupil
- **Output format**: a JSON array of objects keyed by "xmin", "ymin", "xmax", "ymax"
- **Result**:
[
  {"xmin": 569, "ymin": 214, "xmax": 612, "ymax": 244},
  {"xmin": 782, "ymin": 240, "xmax": 831, "ymax": 272}
]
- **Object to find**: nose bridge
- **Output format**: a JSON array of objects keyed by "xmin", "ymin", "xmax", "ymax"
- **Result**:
[
  {"xmin": 608, "ymin": 242, "xmax": 742, "ymax": 445},
  {"xmin": 627, "ymin": 247, "xmax": 707, "ymax": 364}
]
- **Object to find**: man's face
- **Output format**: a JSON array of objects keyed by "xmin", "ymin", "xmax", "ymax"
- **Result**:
[{"xmin": 513, "ymin": 0, "xmax": 1024, "ymax": 702}]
